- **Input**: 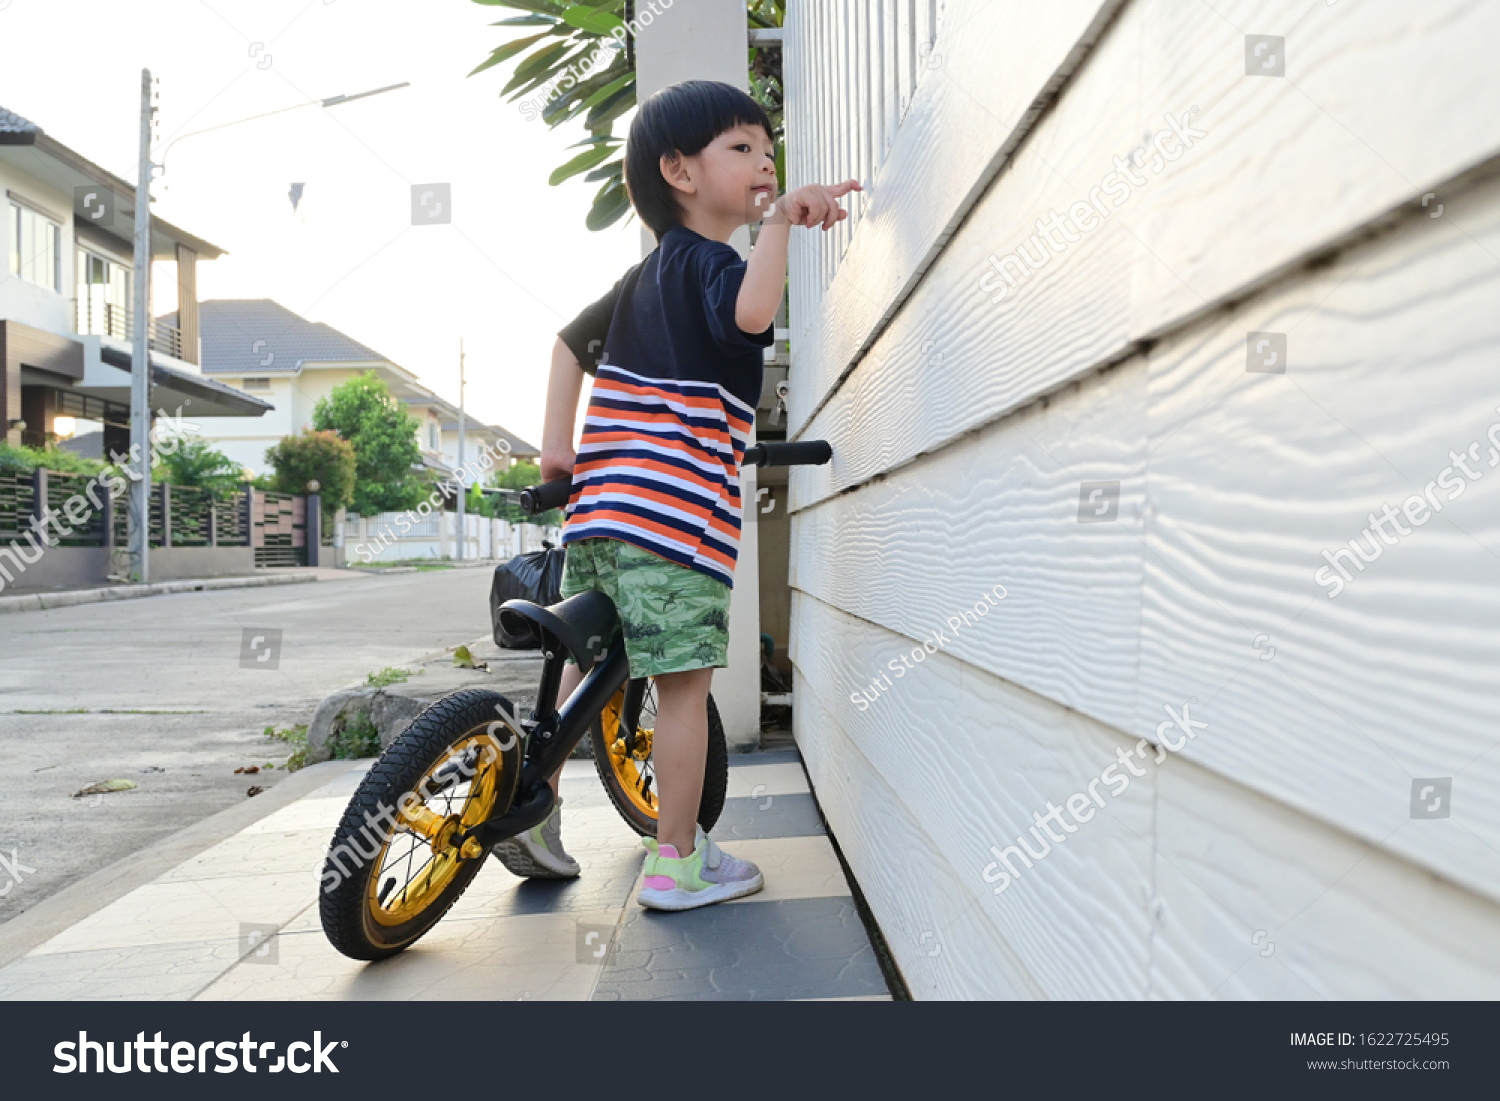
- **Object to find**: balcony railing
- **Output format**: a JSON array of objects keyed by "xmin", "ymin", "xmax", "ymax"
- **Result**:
[{"xmin": 75, "ymin": 299, "xmax": 184, "ymax": 360}]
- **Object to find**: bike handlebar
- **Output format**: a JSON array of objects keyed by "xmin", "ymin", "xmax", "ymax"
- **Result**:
[{"xmin": 519, "ymin": 440, "xmax": 832, "ymax": 516}]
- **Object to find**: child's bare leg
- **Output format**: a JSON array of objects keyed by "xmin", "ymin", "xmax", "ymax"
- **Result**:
[
  {"xmin": 650, "ymin": 667, "xmax": 713, "ymax": 856},
  {"xmin": 547, "ymin": 659, "xmax": 587, "ymax": 797}
]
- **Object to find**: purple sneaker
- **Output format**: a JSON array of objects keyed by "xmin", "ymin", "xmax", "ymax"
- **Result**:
[{"xmin": 637, "ymin": 826, "xmax": 764, "ymax": 911}]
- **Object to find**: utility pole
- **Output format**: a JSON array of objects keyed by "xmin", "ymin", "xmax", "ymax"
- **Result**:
[
  {"xmin": 455, "ymin": 337, "xmax": 466, "ymax": 562},
  {"xmin": 129, "ymin": 68, "xmax": 155, "ymax": 583}
]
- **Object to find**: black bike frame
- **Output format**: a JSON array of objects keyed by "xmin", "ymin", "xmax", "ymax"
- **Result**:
[{"xmin": 463, "ymin": 629, "xmax": 634, "ymax": 849}]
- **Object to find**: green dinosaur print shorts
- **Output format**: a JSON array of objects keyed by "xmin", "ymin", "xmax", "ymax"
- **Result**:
[{"xmin": 558, "ymin": 537, "xmax": 731, "ymax": 678}]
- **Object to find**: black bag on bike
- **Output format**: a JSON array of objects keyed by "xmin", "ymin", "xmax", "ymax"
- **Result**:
[{"xmin": 489, "ymin": 543, "xmax": 566, "ymax": 649}]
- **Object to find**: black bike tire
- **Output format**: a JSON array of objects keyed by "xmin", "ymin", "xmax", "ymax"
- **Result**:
[
  {"xmin": 320, "ymin": 689, "xmax": 521, "ymax": 962},
  {"xmin": 589, "ymin": 686, "xmax": 728, "ymax": 838}
]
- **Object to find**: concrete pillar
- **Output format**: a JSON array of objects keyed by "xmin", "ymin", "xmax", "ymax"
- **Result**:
[{"xmin": 636, "ymin": 0, "xmax": 761, "ymax": 751}]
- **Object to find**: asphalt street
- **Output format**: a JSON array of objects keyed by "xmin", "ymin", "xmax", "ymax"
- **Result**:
[{"xmin": 0, "ymin": 568, "xmax": 505, "ymax": 923}]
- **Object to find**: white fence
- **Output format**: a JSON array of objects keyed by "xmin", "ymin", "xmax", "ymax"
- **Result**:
[{"xmin": 343, "ymin": 511, "xmax": 562, "ymax": 565}]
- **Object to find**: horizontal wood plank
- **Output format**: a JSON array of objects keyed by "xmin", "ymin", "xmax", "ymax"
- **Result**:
[
  {"xmin": 1132, "ymin": 0, "xmax": 1500, "ymax": 339},
  {"xmin": 787, "ymin": 0, "xmax": 1124, "ymax": 429},
  {"xmin": 1152, "ymin": 755, "xmax": 1500, "ymax": 998},
  {"xmin": 791, "ymin": 591, "xmax": 1156, "ymax": 998},
  {"xmin": 1136, "ymin": 166, "xmax": 1500, "ymax": 905},
  {"xmin": 792, "ymin": 667, "xmax": 1035, "ymax": 999},
  {"xmin": 790, "ymin": 356, "xmax": 1147, "ymax": 731}
]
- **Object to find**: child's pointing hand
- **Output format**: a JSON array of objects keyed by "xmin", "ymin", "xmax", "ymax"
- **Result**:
[{"xmin": 774, "ymin": 179, "xmax": 863, "ymax": 231}]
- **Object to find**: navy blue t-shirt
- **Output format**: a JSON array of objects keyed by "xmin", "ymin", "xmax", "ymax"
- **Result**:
[{"xmin": 556, "ymin": 225, "xmax": 774, "ymax": 587}]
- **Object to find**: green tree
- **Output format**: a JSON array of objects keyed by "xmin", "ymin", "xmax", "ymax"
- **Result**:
[
  {"xmin": 468, "ymin": 0, "xmax": 785, "ymax": 232},
  {"xmin": 264, "ymin": 429, "xmax": 358, "ymax": 525},
  {"xmin": 151, "ymin": 437, "xmax": 243, "ymax": 500},
  {"xmin": 311, "ymin": 373, "xmax": 426, "ymax": 515}
]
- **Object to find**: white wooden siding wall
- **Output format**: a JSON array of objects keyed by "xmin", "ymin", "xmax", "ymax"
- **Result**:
[
  {"xmin": 783, "ymin": 0, "xmax": 1500, "ymax": 998},
  {"xmin": 783, "ymin": 0, "xmax": 946, "ymax": 339}
]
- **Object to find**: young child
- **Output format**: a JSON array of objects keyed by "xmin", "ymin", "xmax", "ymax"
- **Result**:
[{"xmin": 492, "ymin": 79, "xmax": 858, "ymax": 910}]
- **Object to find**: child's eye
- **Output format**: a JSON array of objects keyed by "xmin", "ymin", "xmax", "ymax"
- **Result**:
[{"xmin": 733, "ymin": 143, "xmax": 751, "ymax": 152}]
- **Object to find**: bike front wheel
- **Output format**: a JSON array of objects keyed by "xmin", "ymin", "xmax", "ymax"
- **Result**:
[
  {"xmin": 320, "ymin": 689, "xmax": 523, "ymax": 961},
  {"xmin": 590, "ymin": 679, "xmax": 728, "ymax": 838}
]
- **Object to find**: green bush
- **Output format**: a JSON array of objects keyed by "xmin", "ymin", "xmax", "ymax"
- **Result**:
[
  {"xmin": 329, "ymin": 712, "xmax": 382, "ymax": 760},
  {"xmin": 264, "ymin": 723, "xmax": 310, "ymax": 772},
  {"xmin": 264, "ymin": 429, "xmax": 356, "ymax": 524},
  {"xmin": 0, "ymin": 442, "xmax": 104, "ymax": 475},
  {"xmin": 151, "ymin": 437, "xmax": 243, "ymax": 500}
]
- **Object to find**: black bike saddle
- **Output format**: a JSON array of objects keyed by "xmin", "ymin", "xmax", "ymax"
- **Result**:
[{"xmin": 497, "ymin": 590, "xmax": 618, "ymax": 673}]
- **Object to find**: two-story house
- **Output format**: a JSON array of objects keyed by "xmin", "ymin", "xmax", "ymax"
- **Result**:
[
  {"xmin": 176, "ymin": 297, "xmax": 537, "ymax": 486},
  {"xmin": 1, "ymin": 105, "xmax": 270, "ymax": 455}
]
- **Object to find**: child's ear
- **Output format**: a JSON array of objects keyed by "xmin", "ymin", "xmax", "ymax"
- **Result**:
[{"xmin": 659, "ymin": 150, "xmax": 696, "ymax": 196}]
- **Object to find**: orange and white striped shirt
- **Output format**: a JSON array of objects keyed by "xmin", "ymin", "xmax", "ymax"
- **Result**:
[{"xmin": 557, "ymin": 225, "xmax": 772, "ymax": 588}]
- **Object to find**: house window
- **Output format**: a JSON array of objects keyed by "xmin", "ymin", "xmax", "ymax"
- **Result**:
[
  {"xmin": 9, "ymin": 199, "xmax": 61, "ymax": 291},
  {"xmin": 429, "ymin": 424, "xmax": 439, "ymax": 450},
  {"xmin": 76, "ymin": 247, "xmax": 132, "ymax": 339},
  {"xmin": 240, "ymin": 377, "xmax": 272, "ymax": 391}
]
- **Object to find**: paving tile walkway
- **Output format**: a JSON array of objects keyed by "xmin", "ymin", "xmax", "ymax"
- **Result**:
[{"xmin": 0, "ymin": 750, "xmax": 890, "ymax": 1001}]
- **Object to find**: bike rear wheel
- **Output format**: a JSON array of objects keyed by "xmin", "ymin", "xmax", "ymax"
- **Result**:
[
  {"xmin": 590, "ymin": 679, "xmax": 728, "ymax": 837},
  {"xmin": 320, "ymin": 689, "xmax": 522, "ymax": 961}
]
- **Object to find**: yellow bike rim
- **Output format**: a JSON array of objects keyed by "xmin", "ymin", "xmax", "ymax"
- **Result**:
[
  {"xmin": 366, "ymin": 732, "xmax": 507, "ymax": 927},
  {"xmin": 601, "ymin": 685, "xmax": 658, "ymax": 819}
]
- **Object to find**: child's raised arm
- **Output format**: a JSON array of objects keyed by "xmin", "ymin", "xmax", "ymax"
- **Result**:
[
  {"xmin": 541, "ymin": 336, "xmax": 585, "ymax": 482},
  {"xmin": 736, "ymin": 179, "xmax": 862, "ymax": 334}
]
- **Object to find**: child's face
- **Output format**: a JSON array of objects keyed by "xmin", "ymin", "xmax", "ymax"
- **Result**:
[{"xmin": 670, "ymin": 123, "xmax": 777, "ymax": 227}]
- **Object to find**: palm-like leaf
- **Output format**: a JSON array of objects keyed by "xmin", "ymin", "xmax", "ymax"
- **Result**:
[{"xmin": 468, "ymin": 0, "xmax": 782, "ymax": 234}]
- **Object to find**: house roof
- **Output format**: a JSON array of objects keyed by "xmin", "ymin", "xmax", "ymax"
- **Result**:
[
  {"xmin": 0, "ymin": 106, "xmax": 41, "ymax": 138},
  {"xmin": 180, "ymin": 298, "xmax": 538, "ymax": 453},
  {"xmin": 162, "ymin": 299, "xmax": 389, "ymax": 374},
  {"xmin": 0, "ymin": 103, "xmax": 227, "ymax": 259},
  {"xmin": 59, "ymin": 430, "xmax": 105, "ymax": 461}
]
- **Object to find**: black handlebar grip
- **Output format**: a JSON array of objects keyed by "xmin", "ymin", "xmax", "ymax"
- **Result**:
[
  {"xmin": 520, "ymin": 477, "xmax": 573, "ymax": 516},
  {"xmin": 742, "ymin": 440, "xmax": 832, "ymax": 467}
]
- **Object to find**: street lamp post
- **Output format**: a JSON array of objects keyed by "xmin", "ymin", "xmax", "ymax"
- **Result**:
[{"xmin": 126, "ymin": 78, "xmax": 411, "ymax": 581}]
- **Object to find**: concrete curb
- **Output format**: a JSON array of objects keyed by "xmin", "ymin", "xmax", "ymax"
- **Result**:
[
  {"xmin": 304, "ymin": 636, "xmax": 583, "ymax": 763},
  {"xmin": 0, "ymin": 571, "xmax": 319, "ymax": 615},
  {"xmin": 0, "ymin": 759, "xmax": 365, "ymax": 970}
]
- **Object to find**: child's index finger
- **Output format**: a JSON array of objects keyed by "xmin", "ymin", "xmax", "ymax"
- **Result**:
[{"xmin": 827, "ymin": 179, "xmax": 864, "ymax": 197}]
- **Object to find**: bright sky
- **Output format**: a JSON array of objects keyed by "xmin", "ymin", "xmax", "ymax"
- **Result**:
[{"xmin": 0, "ymin": 0, "xmax": 644, "ymax": 451}]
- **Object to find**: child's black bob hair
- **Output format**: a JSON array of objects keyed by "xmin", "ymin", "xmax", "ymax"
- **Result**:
[{"xmin": 623, "ymin": 79, "xmax": 774, "ymax": 242}]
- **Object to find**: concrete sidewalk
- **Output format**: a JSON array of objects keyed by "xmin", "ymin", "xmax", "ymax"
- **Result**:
[{"xmin": 0, "ymin": 749, "xmax": 890, "ymax": 1001}]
